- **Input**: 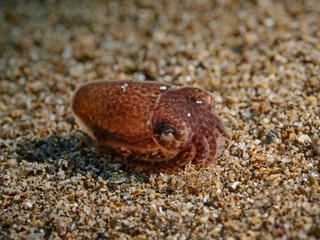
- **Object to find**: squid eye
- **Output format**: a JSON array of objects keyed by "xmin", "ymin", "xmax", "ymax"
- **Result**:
[
  {"xmin": 153, "ymin": 122, "xmax": 182, "ymax": 150},
  {"xmin": 153, "ymin": 120, "xmax": 192, "ymax": 151},
  {"xmin": 154, "ymin": 122, "xmax": 178, "ymax": 138}
]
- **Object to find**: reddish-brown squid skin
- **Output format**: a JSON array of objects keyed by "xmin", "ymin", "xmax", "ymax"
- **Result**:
[{"xmin": 71, "ymin": 80, "xmax": 231, "ymax": 172}]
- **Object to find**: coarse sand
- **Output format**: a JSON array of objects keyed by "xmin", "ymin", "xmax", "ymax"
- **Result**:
[{"xmin": 0, "ymin": 0, "xmax": 320, "ymax": 239}]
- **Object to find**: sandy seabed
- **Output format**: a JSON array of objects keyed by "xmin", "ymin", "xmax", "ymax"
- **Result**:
[{"xmin": 0, "ymin": 0, "xmax": 320, "ymax": 239}]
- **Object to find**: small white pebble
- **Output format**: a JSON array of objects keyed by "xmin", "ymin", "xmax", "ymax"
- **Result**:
[
  {"xmin": 243, "ymin": 110, "xmax": 252, "ymax": 119},
  {"xmin": 7, "ymin": 159, "xmax": 18, "ymax": 167},
  {"xmin": 199, "ymin": 215, "xmax": 209, "ymax": 223},
  {"xmin": 263, "ymin": 118, "xmax": 270, "ymax": 124},
  {"xmin": 243, "ymin": 152, "xmax": 249, "ymax": 159},
  {"xmin": 275, "ymin": 54, "xmax": 288, "ymax": 64},
  {"xmin": 188, "ymin": 64, "xmax": 195, "ymax": 71},
  {"xmin": 186, "ymin": 202, "xmax": 193, "ymax": 210},
  {"xmin": 231, "ymin": 181, "xmax": 240, "ymax": 190},
  {"xmin": 112, "ymin": 177, "xmax": 127, "ymax": 184},
  {"xmin": 297, "ymin": 134, "xmax": 311, "ymax": 144},
  {"xmin": 264, "ymin": 18, "xmax": 275, "ymax": 27},
  {"xmin": 164, "ymin": 75, "xmax": 172, "ymax": 82},
  {"xmin": 136, "ymin": 74, "xmax": 146, "ymax": 81},
  {"xmin": 267, "ymin": 154, "xmax": 275, "ymax": 164},
  {"xmin": 62, "ymin": 45, "xmax": 72, "ymax": 58},
  {"xmin": 196, "ymin": 100, "xmax": 203, "ymax": 104},
  {"xmin": 279, "ymin": 65, "xmax": 285, "ymax": 72},
  {"xmin": 56, "ymin": 98, "xmax": 64, "ymax": 105},
  {"xmin": 254, "ymin": 140, "xmax": 261, "ymax": 145},
  {"xmin": 150, "ymin": 204, "xmax": 157, "ymax": 213},
  {"xmin": 174, "ymin": 66, "xmax": 182, "ymax": 75},
  {"xmin": 215, "ymin": 95, "xmax": 223, "ymax": 103},
  {"xmin": 159, "ymin": 86, "xmax": 167, "ymax": 90},
  {"xmin": 50, "ymin": 114, "xmax": 56, "ymax": 121},
  {"xmin": 25, "ymin": 201, "xmax": 33, "ymax": 209},
  {"xmin": 159, "ymin": 69, "xmax": 165, "ymax": 75},
  {"xmin": 187, "ymin": 113, "xmax": 191, "ymax": 117},
  {"xmin": 274, "ymin": 138, "xmax": 280, "ymax": 144}
]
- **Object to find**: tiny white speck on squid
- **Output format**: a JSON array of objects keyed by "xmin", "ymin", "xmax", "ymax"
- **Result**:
[
  {"xmin": 196, "ymin": 100, "xmax": 203, "ymax": 104},
  {"xmin": 121, "ymin": 83, "xmax": 129, "ymax": 92},
  {"xmin": 159, "ymin": 86, "xmax": 167, "ymax": 90},
  {"xmin": 187, "ymin": 113, "xmax": 191, "ymax": 117}
]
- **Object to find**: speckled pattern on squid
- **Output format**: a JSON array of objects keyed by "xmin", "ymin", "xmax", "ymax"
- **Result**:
[{"xmin": 72, "ymin": 80, "xmax": 231, "ymax": 171}]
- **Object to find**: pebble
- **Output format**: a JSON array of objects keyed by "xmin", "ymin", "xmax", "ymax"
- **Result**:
[
  {"xmin": 311, "ymin": 135, "xmax": 320, "ymax": 155},
  {"xmin": 28, "ymin": 81, "xmax": 44, "ymax": 93},
  {"xmin": 10, "ymin": 109, "xmax": 24, "ymax": 118},
  {"xmin": 7, "ymin": 159, "xmax": 18, "ymax": 167}
]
